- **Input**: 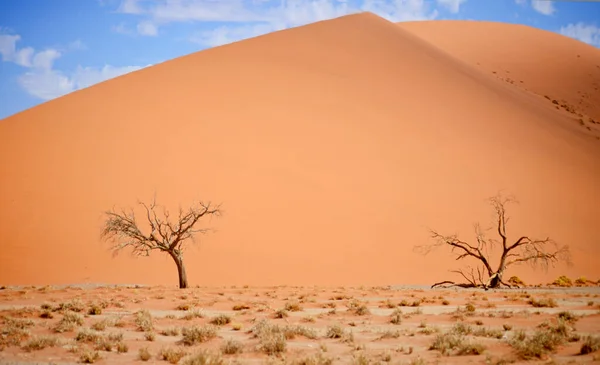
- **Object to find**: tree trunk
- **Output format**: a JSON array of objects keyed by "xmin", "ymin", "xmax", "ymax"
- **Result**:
[{"xmin": 170, "ymin": 252, "xmax": 189, "ymax": 289}]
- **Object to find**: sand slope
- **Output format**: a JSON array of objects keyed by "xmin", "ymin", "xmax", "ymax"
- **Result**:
[
  {"xmin": 1, "ymin": 13, "xmax": 599, "ymax": 287},
  {"xmin": 399, "ymin": 20, "xmax": 600, "ymax": 125}
]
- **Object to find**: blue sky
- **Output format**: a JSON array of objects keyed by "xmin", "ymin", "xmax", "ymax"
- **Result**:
[{"xmin": 1, "ymin": 0, "xmax": 599, "ymax": 120}]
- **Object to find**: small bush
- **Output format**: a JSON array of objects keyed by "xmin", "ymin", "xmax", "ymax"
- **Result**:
[
  {"xmin": 116, "ymin": 341, "xmax": 129, "ymax": 353},
  {"xmin": 284, "ymin": 301, "xmax": 303, "ymax": 312},
  {"xmin": 557, "ymin": 311, "xmax": 578, "ymax": 323},
  {"xmin": 221, "ymin": 338, "xmax": 243, "ymax": 354},
  {"xmin": 22, "ymin": 335, "xmax": 59, "ymax": 352},
  {"xmin": 76, "ymin": 328, "xmax": 102, "ymax": 343},
  {"xmin": 52, "ymin": 311, "xmax": 83, "ymax": 333},
  {"xmin": 210, "ymin": 314, "xmax": 231, "ymax": 326},
  {"xmin": 181, "ymin": 325, "xmax": 218, "ymax": 346},
  {"xmin": 508, "ymin": 276, "xmax": 526, "ymax": 287},
  {"xmin": 473, "ymin": 327, "xmax": 503, "ymax": 339},
  {"xmin": 161, "ymin": 326, "xmax": 181, "ymax": 336},
  {"xmin": 139, "ymin": 347, "xmax": 151, "ymax": 361},
  {"xmin": 456, "ymin": 342, "xmax": 486, "ymax": 355},
  {"xmin": 135, "ymin": 309, "xmax": 153, "ymax": 332},
  {"xmin": 429, "ymin": 333, "xmax": 464, "ymax": 355},
  {"xmin": 144, "ymin": 331, "xmax": 156, "ymax": 341},
  {"xmin": 274, "ymin": 309, "xmax": 288, "ymax": 318},
  {"xmin": 79, "ymin": 349, "xmax": 101, "ymax": 363},
  {"xmin": 509, "ymin": 322, "xmax": 570, "ymax": 360},
  {"xmin": 181, "ymin": 309, "xmax": 204, "ymax": 320},
  {"xmin": 159, "ymin": 347, "xmax": 188, "ymax": 364},
  {"xmin": 87, "ymin": 304, "xmax": 102, "ymax": 315},
  {"xmin": 56, "ymin": 298, "xmax": 85, "ymax": 313},
  {"xmin": 390, "ymin": 308, "xmax": 402, "ymax": 325},
  {"xmin": 326, "ymin": 324, "xmax": 345, "ymax": 339},
  {"xmin": 580, "ymin": 335, "xmax": 600, "ymax": 355},
  {"xmin": 575, "ymin": 277, "xmax": 587, "ymax": 286},
  {"xmin": 232, "ymin": 304, "xmax": 250, "ymax": 311},
  {"xmin": 231, "ymin": 323, "xmax": 242, "ymax": 331},
  {"xmin": 465, "ymin": 303, "xmax": 476, "ymax": 312},
  {"xmin": 283, "ymin": 325, "xmax": 318, "ymax": 340},
  {"xmin": 259, "ymin": 331, "xmax": 286, "ymax": 355},
  {"xmin": 528, "ymin": 298, "xmax": 557, "ymax": 308},
  {"xmin": 442, "ymin": 300, "xmax": 450, "ymax": 305},
  {"xmin": 181, "ymin": 350, "xmax": 224, "ymax": 365},
  {"xmin": 39, "ymin": 310, "xmax": 54, "ymax": 319},
  {"xmin": 451, "ymin": 323, "xmax": 472, "ymax": 336},
  {"xmin": 552, "ymin": 276, "xmax": 572, "ymax": 287}
]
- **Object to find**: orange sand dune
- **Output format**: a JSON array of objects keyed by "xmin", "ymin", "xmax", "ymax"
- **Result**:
[
  {"xmin": 398, "ymin": 20, "xmax": 600, "ymax": 123},
  {"xmin": 1, "ymin": 13, "xmax": 599, "ymax": 287}
]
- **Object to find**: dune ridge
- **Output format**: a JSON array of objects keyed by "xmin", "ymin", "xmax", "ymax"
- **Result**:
[{"xmin": 1, "ymin": 12, "xmax": 599, "ymax": 287}]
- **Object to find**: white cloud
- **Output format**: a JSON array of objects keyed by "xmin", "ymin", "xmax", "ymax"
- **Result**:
[
  {"xmin": 137, "ymin": 20, "xmax": 158, "ymax": 35},
  {"xmin": 559, "ymin": 22, "xmax": 600, "ymax": 47},
  {"xmin": 17, "ymin": 64, "xmax": 149, "ymax": 100},
  {"xmin": 72, "ymin": 64, "xmax": 148, "ymax": 90},
  {"xmin": 180, "ymin": 0, "xmax": 447, "ymax": 47},
  {"xmin": 1, "ymin": 30, "xmax": 149, "ymax": 100},
  {"xmin": 118, "ymin": 0, "xmax": 145, "ymax": 14},
  {"xmin": 18, "ymin": 70, "xmax": 75, "ymax": 100},
  {"xmin": 32, "ymin": 49, "xmax": 62, "ymax": 70},
  {"xmin": 116, "ymin": 0, "xmax": 456, "ymax": 43},
  {"xmin": 531, "ymin": 0, "xmax": 555, "ymax": 16},
  {"xmin": 514, "ymin": 0, "xmax": 526, "ymax": 5},
  {"xmin": 190, "ymin": 23, "xmax": 276, "ymax": 47},
  {"xmin": 436, "ymin": 0, "xmax": 467, "ymax": 14}
]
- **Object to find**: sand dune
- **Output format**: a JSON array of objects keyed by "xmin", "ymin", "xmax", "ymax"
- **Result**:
[
  {"xmin": 398, "ymin": 20, "xmax": 600, "ymax": 124},
  {"xmin": 1, "ymin": 12, "xmax": 599, "ymax": 287}
]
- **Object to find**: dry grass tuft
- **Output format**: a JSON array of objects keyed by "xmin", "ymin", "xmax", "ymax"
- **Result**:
[
  {"xmin": 221, "ymin": 338, "xmax": 244, "ymax": 354},
  {"xmin": 528, "ymin": 297, "xmax": 558, "ymax": 308},
  {"xmin": 159, "ymin": 346, "xmax": 189, "ymax": 364},
  {"xmin": 21, "ymin": 335, "xmax": 59, "ymax": 352},
  {"xmin": 181, "ymin": 350, "xmax": 224, "ymax": 365},
  {"xmin": 135, "ymin": 309, "xmax": 153, "ymax": 332},
  {"xmin": 181, "ymin": 325, "xmax": 218, "ymax": 346},
  {"xmin": 581, "ymin": 335, "xmax": 600, "ymax": 355},
  {"xmin": 210, "ymin": 314, "xmax": 231, "ymax": 326},
  {"xmin": 139, "ymin": 347, "xmax": 152, "ymax": 361},
  {"xmin": 552, "ymin": 276, "xmax": 573, "ymax": 287},
  {"xmin": 54, "ymin": 311, "xmax": 84, "ymax": 333},
  {"xmin": 79, "ymin": 349, "xmax": 101, "ymax": 363}
]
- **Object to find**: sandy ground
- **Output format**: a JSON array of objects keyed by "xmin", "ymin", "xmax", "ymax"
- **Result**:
[{"xmin": 1, "ymin": 285, "xmax": 599, "ymax": 364}]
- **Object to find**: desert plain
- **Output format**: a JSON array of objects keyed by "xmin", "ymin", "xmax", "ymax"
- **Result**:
[
  {"xmin": 1, "ymin": 9, "xmax": 600, "ymax": 365},
  {"xmin": 1, "ymin": 283, "xmax": 600, "ymax": 364}
]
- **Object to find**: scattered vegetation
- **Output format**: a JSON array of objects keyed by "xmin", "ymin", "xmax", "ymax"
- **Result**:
[{"xmin": 509, "ymin": 319, "xmax": 573, "ymax": 359}]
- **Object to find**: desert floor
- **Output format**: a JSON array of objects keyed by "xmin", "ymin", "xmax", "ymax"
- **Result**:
[{"xmin": 0, "ymin": 284, "xmax": 599, "ymax": 365}]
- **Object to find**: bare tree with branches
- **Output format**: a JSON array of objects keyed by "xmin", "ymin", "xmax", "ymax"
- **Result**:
[
  {"xmin": 100, "ymin": 196, "xmax": 222, "ymax": 288},
  {"xmin": 416, "ymin": 193, "xmax": 571, "ymax": 290}
]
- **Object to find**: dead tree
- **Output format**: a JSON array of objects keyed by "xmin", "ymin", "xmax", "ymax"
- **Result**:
[
  {"xmin": 100, "ymin": 196, "xmax": 222, "ymax": 289},
  {"xmin": 416, "ymin": 193, "xmax": 571, "ymax": 290}
]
